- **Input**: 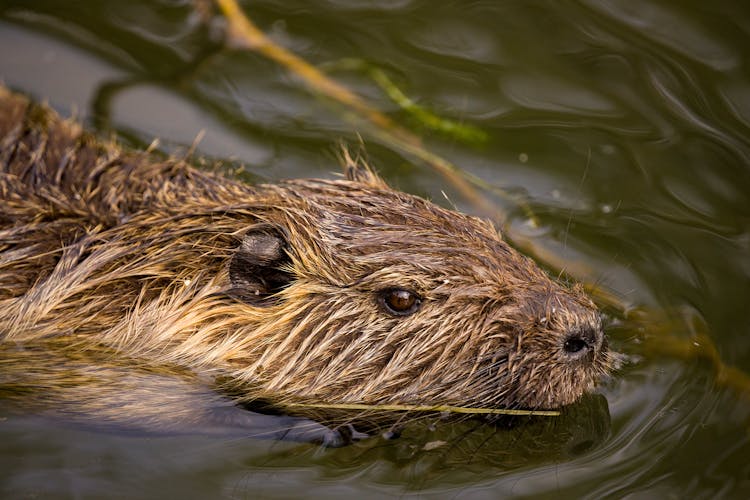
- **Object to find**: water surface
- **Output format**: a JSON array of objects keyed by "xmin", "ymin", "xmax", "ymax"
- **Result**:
[{"xmin": 1, "ymin": 1, "xmax": 749, "ymax": 498}]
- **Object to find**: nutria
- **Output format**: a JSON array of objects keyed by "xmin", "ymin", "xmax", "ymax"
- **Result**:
[{"xmin": 0, "ymin": 85, "xmax": 610, "ymax": 436}]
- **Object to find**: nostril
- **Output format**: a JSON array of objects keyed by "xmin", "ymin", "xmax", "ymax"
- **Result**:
[
  {"xmin": 563, "ymin": 335, "xmax": 589, "ymax": 354},
  {"xmin": 563, "ymin": 326, "xmax": 603, "ymax": 359}
]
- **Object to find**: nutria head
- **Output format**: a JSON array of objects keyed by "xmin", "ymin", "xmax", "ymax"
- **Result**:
[
  {"xmin": 0, "ymin": 86, "xmax": 610, "ymax": 413},
  {"xmin": 210, "ymin": 159, "xmax": 611, "ymax": 410}
]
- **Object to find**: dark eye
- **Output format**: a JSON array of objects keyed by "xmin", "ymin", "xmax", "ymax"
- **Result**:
[{"xmin": 378, "ymin": 288, "xmax": 422, "ymax": 316}]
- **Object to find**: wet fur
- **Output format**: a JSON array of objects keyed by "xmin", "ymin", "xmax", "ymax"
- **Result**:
[{"xmin": 0, "ymin": 86, "xmax": 610, "ymax": 422}]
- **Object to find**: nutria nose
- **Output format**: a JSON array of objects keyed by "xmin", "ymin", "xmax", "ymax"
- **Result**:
[{"xmin": 562, "ymin": 326, "xmax": 602, "ymax": 360}]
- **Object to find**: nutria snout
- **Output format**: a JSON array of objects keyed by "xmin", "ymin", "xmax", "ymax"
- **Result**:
[{"xmin": 0, "ymin": 85, "xmax": 611, "ymax": 423}]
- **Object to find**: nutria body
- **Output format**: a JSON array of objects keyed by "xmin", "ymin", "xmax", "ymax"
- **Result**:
[{"xmin": 0, "ymin": 86, "xmax": 610, "ymax": 432}]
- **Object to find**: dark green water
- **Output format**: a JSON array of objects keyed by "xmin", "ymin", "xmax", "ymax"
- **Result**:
[{"xmin": 1, "ymin": 0, "xmax": 749, "ymax": 497}]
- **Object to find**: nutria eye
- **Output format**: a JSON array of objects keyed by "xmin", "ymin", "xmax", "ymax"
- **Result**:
[{"xmin": 378, "ymin": 288, "xmax": 421, "ymax": 316}]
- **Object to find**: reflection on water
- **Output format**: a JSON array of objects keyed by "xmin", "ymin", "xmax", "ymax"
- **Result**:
[
  {"xmin": 2, "ymin": 396, "xmax": 612, "ymax": 497},
  {"xmin": 1, "ymin": 0, "xmax": 749, "ymax": 497}
]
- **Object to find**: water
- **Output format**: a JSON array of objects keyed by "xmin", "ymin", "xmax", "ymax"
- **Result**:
[{"xmin": 1, "ymin": 0, "xmax": 749, "ymax": 497}]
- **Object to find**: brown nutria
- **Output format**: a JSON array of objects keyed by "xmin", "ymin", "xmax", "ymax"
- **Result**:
[{"xmin": 0, "ymin": 85, "xmax": 611, "ymax": 433}]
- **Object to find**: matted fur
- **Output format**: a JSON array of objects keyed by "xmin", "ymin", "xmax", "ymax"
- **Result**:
[{"xmin": 0, "ymin": 86, "xmax": 610, "ymax": 414}]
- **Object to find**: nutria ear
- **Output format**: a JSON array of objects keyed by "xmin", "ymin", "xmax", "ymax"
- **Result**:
[
  {"xmin": 341, "ymin": 147, "xmax": 389, "ymax": 189},
  {"xmin": 227, "ymin": 225, "xmax": 293, "ymax": 306}
]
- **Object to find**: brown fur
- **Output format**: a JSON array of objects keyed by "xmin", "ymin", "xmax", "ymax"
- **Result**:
[{"xmin": 0, "ymin": 85, "xmax": 610, "ymax": 418}]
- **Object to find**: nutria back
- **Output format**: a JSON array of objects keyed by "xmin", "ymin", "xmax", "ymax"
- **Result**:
[{"xmin": 0, "ymin": 86, "xmax": 610, "ymax": 424}]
